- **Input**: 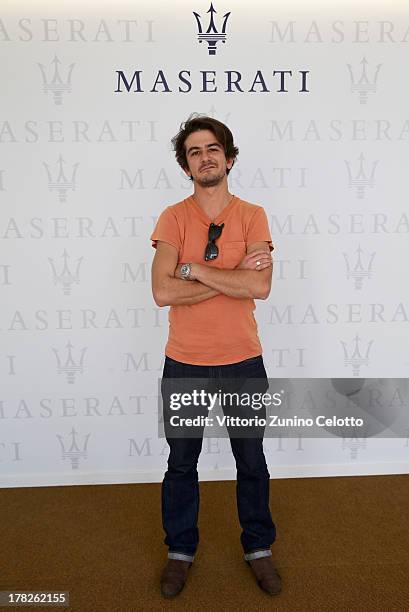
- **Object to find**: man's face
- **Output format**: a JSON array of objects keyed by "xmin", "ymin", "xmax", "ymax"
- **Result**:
[{"xmin": 183, "ymin": 129, "xmax": 234, "ymax": 187}]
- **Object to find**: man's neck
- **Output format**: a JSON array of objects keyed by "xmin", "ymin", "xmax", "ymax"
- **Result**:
[{"xmin": 191, "ymin": 183, "xmax": 233, "ymax": 218}]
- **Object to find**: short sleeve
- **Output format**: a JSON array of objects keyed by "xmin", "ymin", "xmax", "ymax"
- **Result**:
[
  {"xmin": 150, "ymin": 207, "xmax": 182, "ymax": 253},
  {"xmin": 246, "ymin": 207, "xmax": 274, "ymax": 252}
]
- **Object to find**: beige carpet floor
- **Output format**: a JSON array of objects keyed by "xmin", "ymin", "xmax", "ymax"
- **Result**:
[{"xmin": 1, "ymin": 474, "xmax": 408, "ymax": 611}]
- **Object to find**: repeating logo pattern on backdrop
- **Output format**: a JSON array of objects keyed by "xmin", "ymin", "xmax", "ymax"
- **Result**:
[
  {"xmin": 343, "ymin": 246, "xmax": 375, "ymax": 290},
  {"xmin": 38, "ymin": 55, "xmax": 75, "ymax": 106},
  {"xmin": 0, "ymin": 3, "xmax": 407, "ymax": 485},
  {"xmin": 43, "ymin": 155, "xmax": 79, "ymax": 203},
  {"xmin": 53, "ymin": 341, "xmax": 87, "ymax": 384},
  {"xmin": 347, "ymin": 56, "xmax": 382, "ymax": 105},
  {"xmin": 341, "ymin": 335, "xmax": 374, "ymax": 377},
  {"xmin": 57, "ymin": 428, "xmax": 90, "ymax": 469},
  {"xmin": 48, "ymin": 250, "xmax": 83, "ymax": 296},
  {"xmin": 344, "ymin": 153, "xmax": 378, "ymax": 199}
]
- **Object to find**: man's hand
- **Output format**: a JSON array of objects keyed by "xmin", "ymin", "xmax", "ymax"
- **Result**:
[
  {"xmin": 236, "ymin": 249, "xmax": 272, "ymax": 271},
  {"xmin": 175, "ymin": 249, "xmax": 272, "ymax": 279}
]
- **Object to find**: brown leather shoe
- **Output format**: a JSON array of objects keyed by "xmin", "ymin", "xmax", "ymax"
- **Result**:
[
  {"xmin": 247, "ymin": 557, "xmax": 282, "ymax": 595},
  {"xmin": 160, "ymin": 559, "xmax": 191, "ymax": 598}
]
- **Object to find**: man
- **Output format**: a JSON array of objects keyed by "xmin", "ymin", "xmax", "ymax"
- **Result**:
[{"xmin": 150, "ymin": 115, "xmax": 281, "ymax": 598}]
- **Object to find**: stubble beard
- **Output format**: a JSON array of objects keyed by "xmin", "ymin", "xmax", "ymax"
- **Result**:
[{"xmin": 194, "ymin": 168, "xmax": 226, "ymax": 188}]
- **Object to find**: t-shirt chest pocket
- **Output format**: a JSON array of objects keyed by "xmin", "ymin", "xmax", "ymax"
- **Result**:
[{"xmin": 222, "ymin": 240, "xmax": 246, "ymax": 269}]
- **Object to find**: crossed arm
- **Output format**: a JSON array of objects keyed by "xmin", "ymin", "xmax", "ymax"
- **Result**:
[{"xmin": 151, "ymin": 240, "xmax": 273, "ymax": 307}]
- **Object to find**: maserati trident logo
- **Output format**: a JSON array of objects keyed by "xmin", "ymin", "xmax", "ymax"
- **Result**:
[
  {"xmin": 43, "ymin": 154, "xmax": 79, "ymax": 203},
  {"xmin": 341, "ymin": 334, "xmax": 373, "ymax": 377},
  {"xmin": 343, "ymin": 245, "xmax": 376, "ymax": 290},
  {"xmin": 208, "ymin": 104, "xmax": 231, "ymax": 124},
  {"xmin": 342, "ymin": 436, "xmax": 367, "ymax": 460},
  {"xmin": 37, "ymin": 54, "xmax": 75, "ymax": 106},
  {"xmin": 52, "ymin": 340, "xmax": 87, "ymax": 384},
  {"xmin": 48, "ymin": 250, "xmax": 83, "ymax": 296},
  {"xmin": 344, "ymin": 153, "xmax": 378, "ymax": 199},
  {"xmin": 347, "ymin": 56, "xmax": 381, "ymax": 105},
  {"xmin": 57, "ymin": 428, "xmax": 90, "ymax": 469},
  {"xmin": 193, "ymin": 2, "xmax": 231, "ymax": 55}
]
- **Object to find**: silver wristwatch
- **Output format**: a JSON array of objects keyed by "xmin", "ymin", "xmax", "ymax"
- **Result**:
[{"xmin": 180, "ymin": 263, "xmax": 192, "ymax": 280}]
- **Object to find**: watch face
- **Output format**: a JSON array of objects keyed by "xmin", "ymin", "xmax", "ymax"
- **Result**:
[{"xmin": 181, "ymin": 264, "xmax": 190, "ymax": 278}]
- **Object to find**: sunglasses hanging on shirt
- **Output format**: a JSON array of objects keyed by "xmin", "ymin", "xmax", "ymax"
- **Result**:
[{"xmin": 204, "ymin": 222, "xmax": 224, "ymax": 261}]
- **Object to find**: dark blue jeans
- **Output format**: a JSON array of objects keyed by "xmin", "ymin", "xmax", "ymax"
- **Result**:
[{"xmin": 161, "ymin": 354, "xmax": 276, "ymax": 562}]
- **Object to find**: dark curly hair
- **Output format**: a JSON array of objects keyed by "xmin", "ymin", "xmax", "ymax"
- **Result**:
[{"xmin": 171, "ymin": 113, "xmax": 239, "ymax": 177}]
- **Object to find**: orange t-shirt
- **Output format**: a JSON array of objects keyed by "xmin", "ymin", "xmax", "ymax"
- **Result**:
[{"xmin": 150, "ymin": 195, "xmax": 273, "ymax": 365}]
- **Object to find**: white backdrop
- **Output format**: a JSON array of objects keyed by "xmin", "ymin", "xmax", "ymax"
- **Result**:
[{"xmin": 1, "ymin": 0, "xmax": 408, "ymax": 487}]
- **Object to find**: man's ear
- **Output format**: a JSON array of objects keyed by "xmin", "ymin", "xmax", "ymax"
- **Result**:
[
  {"xmin": 226, "ymin": 157, "xmax": 235, "ymax": 171},
  {"xmin": 182, "ymin": 165, "xmax": 192, "ymax": 179}
]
